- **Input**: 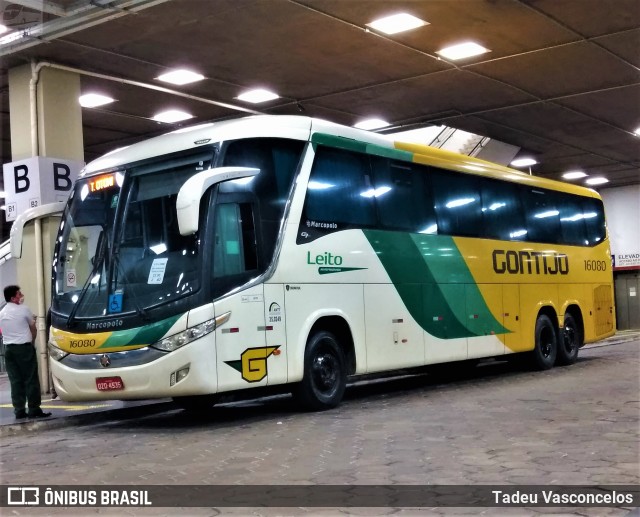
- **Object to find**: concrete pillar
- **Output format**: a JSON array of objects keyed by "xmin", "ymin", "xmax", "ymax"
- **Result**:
[
  {"xmin": 7, "ymin": 63, "xmax": 84, "ymax": 395},
  {"xmin": 9, "ymin": 63, "xmax": 84, "ymax": 161}
]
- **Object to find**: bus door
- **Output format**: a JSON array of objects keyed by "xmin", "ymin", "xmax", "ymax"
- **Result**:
[{"xmin": 209, "ymin": 199, "xmax": 269, "ymax": 392}]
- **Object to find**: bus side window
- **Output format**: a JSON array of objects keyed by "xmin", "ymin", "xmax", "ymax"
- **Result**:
[
  {"xmin": 370, "ymin": 158, "xmax": 437, "ymax": 234},
  {"xmin": 521, "ymin": 188, "xmax": 561, "ymax": 244},
  {"xmin": 212, "ymin": 202, "xmax": 258, "ymax": 287},
  {"xmin": 431, "ymin": 169, "xmax": 482, "ymax": 237},
  {"xmin": 558, "ymin": 193, "xmax": 588, "ymax": 246},
  {"xmin": 480, "ymin": 179, "xmax": 526, "ymax": 241},
  {"xmin": 582, "ymin": 197, "xmax": 606, "ymax": 245},
  {"xmin": 304, "ymin": 146, "xmax": 375, "ymax": 227}
]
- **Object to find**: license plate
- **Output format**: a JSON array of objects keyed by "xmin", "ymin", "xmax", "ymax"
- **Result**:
[{"xmin": 96, "ymin": 376, "xmax": 125, "ymax": 391}]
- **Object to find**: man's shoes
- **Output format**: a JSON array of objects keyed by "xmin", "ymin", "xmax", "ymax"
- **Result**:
[
  {"xmin": 15, "ymin": 411, "xmax": 27, "ymax": 419},
  {"xmin": 27, "ymin": 411, "xmax": 52, "ymax": 419}
]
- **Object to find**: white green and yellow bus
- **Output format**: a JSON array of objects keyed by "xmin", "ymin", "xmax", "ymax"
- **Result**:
[{"xmin": 46, "ymin": 115, "xmax": 615, "ymax": 410}]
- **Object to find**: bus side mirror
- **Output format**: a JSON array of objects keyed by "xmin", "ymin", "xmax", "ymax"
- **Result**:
[{"xmin": 176, "ymin": 166, "xmax": 260, "ymax": 235}]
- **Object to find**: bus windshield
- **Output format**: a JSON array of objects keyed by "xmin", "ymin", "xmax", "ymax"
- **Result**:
[{"xmin": 52, "ymin": 151, "xmax": 213, "ymax": 322}]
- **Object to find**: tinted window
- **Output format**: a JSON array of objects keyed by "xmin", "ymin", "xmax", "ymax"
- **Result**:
[
  {"xmin": 521, "ymin": 188, "xmax": 561, "ymax": 244},
  {"xmin": 558, "ymin": 193, "xmax": 588, "ymax": 246},
  {"xmin": 583, "ymin": 197, "xmax": 606, "ymax": 245},
  {"xmin": 432, "ymin": 170, "xmax": 482, "ymax": 237},
  {"xmin": 304, "ymin": 146, "xmax": 375, "ymax": 227},
  {"xmin": 370, "ymin": 157, "xmax": 437, "ymax": 233},
  {"xmin": 480, "ymin": 179, "xmax": 527, "ymax": 241}
]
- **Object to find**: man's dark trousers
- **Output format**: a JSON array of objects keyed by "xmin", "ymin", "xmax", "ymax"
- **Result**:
[{"xmin": 5, "ymin": 344, "xmax": 42, "ymax": 417}]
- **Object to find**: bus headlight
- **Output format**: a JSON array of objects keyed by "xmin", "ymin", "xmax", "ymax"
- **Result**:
[
  {"xmin": 48, "ymin": 342, "xmax": 69, "ymax": 361},
  {"xmin": 150, "ymin": 312, "xmax": 231, "ymax": 352}
]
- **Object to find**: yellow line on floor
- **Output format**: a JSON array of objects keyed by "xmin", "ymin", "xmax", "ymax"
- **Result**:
[{"xmin": 1, "ymin": 403, "xmax": 111, "ymax": 410}]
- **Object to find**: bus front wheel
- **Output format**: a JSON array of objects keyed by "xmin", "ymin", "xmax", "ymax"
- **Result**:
[
  {"xmin": 294, "ymin": 330, "xmax": 347, "ymax": 411},
  {"xmin": 531, "ymin": 314, "xmax": 558, "ymax": 370},
  {"xmin": 557, "ymin": 313, "xmax": 581, "ymax": 365}
]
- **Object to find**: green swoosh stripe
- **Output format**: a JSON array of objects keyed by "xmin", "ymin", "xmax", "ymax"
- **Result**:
[
  {"xmin": 363, "ymin": 230, "xmax": 508, "ymax": 339},
  {"xmin": 99, "ymin": 314, "xmax": 182, "ymax": 348}
]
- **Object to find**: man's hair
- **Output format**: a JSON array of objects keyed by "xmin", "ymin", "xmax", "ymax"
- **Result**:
[{"xmin": 3, "ymin": 285, "xmax": 20, "ymax": 303}]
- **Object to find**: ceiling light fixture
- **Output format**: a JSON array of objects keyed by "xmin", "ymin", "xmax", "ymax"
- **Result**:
[
  {"xmin": 157, "ymin": 69, "xmax": 205, "ymax": 85},
  {"xmin": 437, "ymin": 41, "xmax": 490, "ymax": 60},
  {"xmin": 153, "ymin": 110, "xmax": 194, "ymax": 123},
  {"xmin": 237, "ymin": 89, "xmax": 279, "ymax": 104},
  {"xmin": 79, "ymin": 93, "xmax": 115, "ymax": 108},
  {"xmin": 354, "ymin": 118, "xmax": 390, "ymax": 130},
  {"xmin": 510, "ymin": 157, "xmax": 537, "ymax": 167},
  {"xmin": 562, "ymin": 171, "xmax": 587, "ymax": 180},
  {"xmin": 634, "ymin": 127, "xmax": 640, "ymax": 136},
  {"xmin": 366, "ymin": 13, "xmax": 428, "ymax": 35},
  {"xmin": 585, "ymin": 177, "xmax": 609, "ymax": 186}
]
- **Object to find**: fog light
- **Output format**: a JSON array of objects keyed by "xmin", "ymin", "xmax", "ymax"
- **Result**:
[
  {"xmin": 170, "ymin": 365, "xmax": 190, "ymax": 386},
  {"xmin": 176, "ymin": 367, "xmax": 190, "ymax": 383}
]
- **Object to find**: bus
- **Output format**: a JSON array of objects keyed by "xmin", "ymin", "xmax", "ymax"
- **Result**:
[{"xmin": 44, "ymin": 115, "xmax": 615, "ymax": 410}]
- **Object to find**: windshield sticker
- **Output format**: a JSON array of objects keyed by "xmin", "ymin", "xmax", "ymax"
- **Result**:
[
  {"xmin": 108, "ymin": 291, "xmax": 123, "ymax": 313},
  {"xmin": 66, "ymin": 269, "xmax": 77, "ymax": 288},
  {"xmin": 148, "ymin": 258, "xmax": 168, "ymax": 284}
]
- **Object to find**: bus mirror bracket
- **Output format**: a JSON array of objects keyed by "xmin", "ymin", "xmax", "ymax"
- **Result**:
[{"xmin": 176, "ymin": 166, "xmax": 260, "ymax": 235}]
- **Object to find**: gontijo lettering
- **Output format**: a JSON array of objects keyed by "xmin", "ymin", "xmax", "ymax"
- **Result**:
[{"xmin": 492, "ymin": 250, "xmax": 569, "ymax": 275}]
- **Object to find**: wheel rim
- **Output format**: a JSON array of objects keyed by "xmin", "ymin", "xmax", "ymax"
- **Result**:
[
  {"xmin": 540, "ymin": 326, "xmax": 554, "ymax": 358},
  {"xmin": 563, "ymin": 323, "xmax": 577, "ymax": 356},
  {"xmin": 311, "ymin": 344, "xmax": 339, "ymax": 396}
]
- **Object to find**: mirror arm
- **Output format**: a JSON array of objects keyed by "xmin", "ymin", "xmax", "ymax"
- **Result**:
[{"xmin": 176, "ymin": 166, "xmax": 259, "ymax": 235}]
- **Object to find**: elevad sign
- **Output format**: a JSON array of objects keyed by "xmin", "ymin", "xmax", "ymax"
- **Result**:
[{"xmin": 2, "ymin": 157, "xmax": 82, "ymax": 221}]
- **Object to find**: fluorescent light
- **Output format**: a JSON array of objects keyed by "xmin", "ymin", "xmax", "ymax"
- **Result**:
[
  {"xmin": 437, "ymin": 41, "xmax": 490, "ymax": 60},
  {"xmin": 445, "ymin": 197, "xmax": 475, "ymax": 208},
  {"xmin": 0, "ymin": 24, "xmax": 8, "ymax": 35},
  {"xmin": 354, "ymin": 118, "xmax": 390, "ymax": 130},
  {"xmin": 157, "ymin": 69, "xmax": 204, "ymax": 85},
  {"xmin": 153, "ymin": 110, "xmax": 194, "ymax": 123},
  {"xmin": 360, "ymin": 186, "xmax": 392, "ymax": 198},
  {"xmin": 585, "ymin": 177, "xmax": 609, "ymax": 186},
  {"xmin": 634, "ymin": 127, "xmax": 640, "ymax": 136},
  {"xmin": 307, "ymin": 181, "xmax": 335, "ymax": 190},
  {"xmin": 237, "ymin": 89, "xmax": 279, "ymax": 104},
  {"xmin": 535, "ymin": 210, "xmax": 560, "ymax": 219},
  {"xmin": 562, "ymin": 171, "xmax": 587, "ymax": 180},
  {"xmin": 0, "ymin": 191, "xmax": 5, "ymax": 197},
  {"xmin": 79, "ymin": 93, "xmax": 114, "ymax": 108},
  {"xmin": 510, "ymin": 157, "xmax": 537, "ymax": 167},
  {"xmin": 420, "ymin": 224, "xmax": 438, "ymax": 234},
  {"xmin": 510, "ymin": 230, "xmax": 527, "ymax": 238},
  {"xmin": 366, "ymin": 13, "xmax": 428, "ymax": 35}
]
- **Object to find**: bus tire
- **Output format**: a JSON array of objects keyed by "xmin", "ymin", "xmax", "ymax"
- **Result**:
[
  {"xmin": 294, "ymin": 330, "xmax": 347, "ymax": 411},
  {"xmin": 557, "ymin": 313, "xmax": 581, "ymax": 366},
  {"xmin": 172, "ymin": 394, "xmax": 218, "ymax": 412},
  {"xmin": 531, "ymin": 314, "xmax": 558, "ymax": 370}
]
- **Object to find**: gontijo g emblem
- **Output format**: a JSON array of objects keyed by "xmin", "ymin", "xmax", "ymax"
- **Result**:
[{"xmin": 225, "ymin": 346, "xmax": 280, "ymax": 382}]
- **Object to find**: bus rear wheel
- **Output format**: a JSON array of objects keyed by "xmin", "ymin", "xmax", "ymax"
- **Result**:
[
  {"xmin": 294, "ymin": 330, "xmax": 346, "ymax": 411},
  {"xmin": 531, "ymin": 314, "xmax": 557, "ymax": 370},
  {"xmin": 557, "ymin": 313, "xmax": 581, "ymax": 365},
  {"xmin": 172, "ymin": 394, "xmax": 218, "ymax": 412}
]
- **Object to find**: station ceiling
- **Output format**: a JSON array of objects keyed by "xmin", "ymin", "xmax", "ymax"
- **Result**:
[{"xmin": 1, "ymin": 0, "xmax": 639, "ymax": 194}]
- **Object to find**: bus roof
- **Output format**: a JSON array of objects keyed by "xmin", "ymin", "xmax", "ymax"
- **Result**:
[{"xmin": 82, "ymin": 115, "xmax": 601, "ymax": 200}]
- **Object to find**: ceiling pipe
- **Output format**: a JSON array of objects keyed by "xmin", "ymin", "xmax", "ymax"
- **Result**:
[{"xmin": 27, "ymin": 62, "xmax": 263, "ymax": 146}]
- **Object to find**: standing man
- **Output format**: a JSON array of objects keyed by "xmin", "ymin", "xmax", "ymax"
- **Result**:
[{"xmin": 0, "ymin": 285, "xmax": 51, "ymax": 419}]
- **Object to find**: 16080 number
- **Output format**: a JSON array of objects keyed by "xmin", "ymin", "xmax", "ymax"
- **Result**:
[{"xmin": 584, "ymin": 260, "xmax": 607, "ymax": 271}]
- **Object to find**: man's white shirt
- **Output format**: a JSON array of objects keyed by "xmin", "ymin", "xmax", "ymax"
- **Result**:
[{"xmin": 0, "ymin": 302, "xmax": 34, "ymax": 344}]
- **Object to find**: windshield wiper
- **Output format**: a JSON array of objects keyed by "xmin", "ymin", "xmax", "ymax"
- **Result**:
[{"xmin": 66, "ymin": 232, "xmax": 108, "ymax": 327}]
